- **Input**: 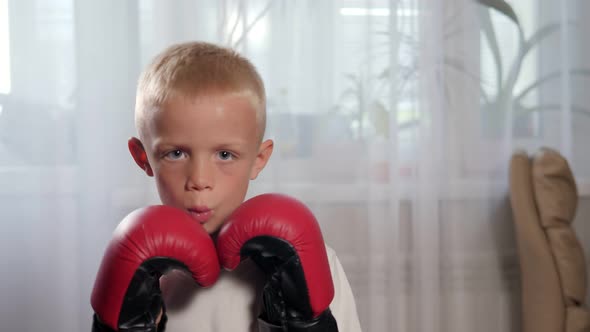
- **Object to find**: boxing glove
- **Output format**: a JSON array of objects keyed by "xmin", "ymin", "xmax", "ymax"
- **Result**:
[
  {"xmin": 217, "ymin": 193, "xmax": 338, "ymax": 332},
  {"xmin": 91, "ymin": 205, "xmax": 220, "ymax": 331}
]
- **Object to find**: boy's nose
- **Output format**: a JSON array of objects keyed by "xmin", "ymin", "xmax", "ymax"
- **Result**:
[{"xmin": 186, "ymin": 159, "xmax": 213, "ymax": 191}]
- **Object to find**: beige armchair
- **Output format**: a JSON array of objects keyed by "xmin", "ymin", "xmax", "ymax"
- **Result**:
[{"xmin": 509, "ymin": 147, "xmax": 590, "ymax": 332}]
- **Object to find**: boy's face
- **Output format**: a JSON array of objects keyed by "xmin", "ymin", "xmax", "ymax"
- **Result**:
[{"xmin": 129, "ymin": 90, "xmax": 273, "ymax": 234}]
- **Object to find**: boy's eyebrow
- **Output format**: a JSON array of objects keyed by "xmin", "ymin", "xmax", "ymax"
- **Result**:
[
  {"xmin": 152, "ymin": 142, "xmax": 191, "ymax": 153},
  {"xmin": 216, "ymin": 141, "xmax": 248, "ymax": 150},
  {"xmin": 152, "ymin": 140, "xmax": 248, "ymax": 151}
]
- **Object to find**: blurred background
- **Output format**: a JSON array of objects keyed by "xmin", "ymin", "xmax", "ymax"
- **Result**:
[{"xmin": 1, "ymin": 0, "xmax": 590, "ymax": 331}]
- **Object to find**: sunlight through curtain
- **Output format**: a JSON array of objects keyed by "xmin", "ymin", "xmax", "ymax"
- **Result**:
[{"xmin": 1, "ymin": 1, "xmax": 590, "ymax": 331}]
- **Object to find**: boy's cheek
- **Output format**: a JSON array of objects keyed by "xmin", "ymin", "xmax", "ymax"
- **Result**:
[{"xmin": 155, "ymin": 180, "xmax": 183, "ymax": 207}]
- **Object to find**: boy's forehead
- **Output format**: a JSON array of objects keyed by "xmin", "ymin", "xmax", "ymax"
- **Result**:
[
  {"xmin": 140, "ymin": 90, "xmax": 263, "ymax": 144},
  {"xmin": 160, "ymin": 90, "xmax": 261, "ymax": 120}
]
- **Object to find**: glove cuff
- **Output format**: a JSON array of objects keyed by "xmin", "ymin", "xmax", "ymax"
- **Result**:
[
  {"xmin": 257, "ymin": 318, "xmax": 284, "ymax": 332},
  {"xmin": 92, "ymin": 314, "xmax": 116, "ymax": 332},
  {"xmin": 257, "ymin": 309, "xmax": 338, "ymax": 332},
  {"xmin": 92, "ymin": 313, "xmax": 168, "ymax": 332}
]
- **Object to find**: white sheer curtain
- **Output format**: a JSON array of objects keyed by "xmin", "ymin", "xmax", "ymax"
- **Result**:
[{"xmin": 2, "ymin": 0, "xmax": 590, "ymax": 331}]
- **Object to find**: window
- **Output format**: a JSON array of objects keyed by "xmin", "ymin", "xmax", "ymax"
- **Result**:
[{"xmin": 0, "ymin": 0, "xmax": 10, "ymax": 95}]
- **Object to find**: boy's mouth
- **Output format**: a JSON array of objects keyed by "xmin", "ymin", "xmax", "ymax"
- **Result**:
[{"xmin": 188, "ymin": 207, "xmax": 213, "ymax": 224}]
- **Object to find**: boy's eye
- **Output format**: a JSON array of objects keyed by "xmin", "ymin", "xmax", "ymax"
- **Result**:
[
  {"xmin": 165, "ymin": 150, "xmax": 186, "ymax": 160},
  {"xmin": 218, "ymin": 151, "xmax": 234, "ymax": 161}
]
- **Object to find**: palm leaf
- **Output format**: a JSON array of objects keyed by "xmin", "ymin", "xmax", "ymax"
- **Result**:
[
  {"xmin": 522, "ymin": 23, "xmax": 560, "ymax": 58},
  {"xmin": 233, "ymin": 0, "xmax": 274, "ymax": 48},
  {"xmin": 475, "ymin": 0, "xmax": 519, "ymax": 26},
  {"xmin": 479, "ymin": 10, "xmax": 503, "ymax": 93},
  {"xmin": 515, "ymin": 68, "xmax": 590, "ymax": 103},
  {"xmin": 514, "ymin": 103, "xmax": 590, "ymax": 117}
]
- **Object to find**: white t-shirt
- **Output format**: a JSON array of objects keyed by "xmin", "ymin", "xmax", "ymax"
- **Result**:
[{"xmin": 160, "ymin": 246, "xmax": 363, "ymax": 332}]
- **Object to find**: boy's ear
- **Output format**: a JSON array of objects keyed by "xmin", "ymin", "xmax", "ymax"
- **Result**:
[
  {"xmin": 250, "ymin": 139, "xmax": 274, "ymax": 180},
  {"xmin": 128, "ymin": 137, "xmax": 154, "ymax": 177}
]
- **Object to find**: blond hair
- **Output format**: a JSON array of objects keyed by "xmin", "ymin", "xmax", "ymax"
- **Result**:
[{"xmin": 135, "ymin": 41, "xmax": 266, "ymax": 141}]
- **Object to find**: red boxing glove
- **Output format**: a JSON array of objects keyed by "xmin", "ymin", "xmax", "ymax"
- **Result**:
[
  {"xmin": 91, "ymin": 206, "xmax": 220, "ymax": 331},
  {"xmin": 217, "ymin": 193, "xmax": 338, "ymax": 332}
]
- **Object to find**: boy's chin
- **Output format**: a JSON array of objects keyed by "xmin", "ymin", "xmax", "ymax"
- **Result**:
[{"xmin": 203, "ymin": 223, "xmax": 223, "ymax": 237}]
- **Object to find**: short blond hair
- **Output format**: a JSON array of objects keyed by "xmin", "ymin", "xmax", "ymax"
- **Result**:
[{"xmin": 135, "ymin": 41, "xmax": 266, "ymax": 141}]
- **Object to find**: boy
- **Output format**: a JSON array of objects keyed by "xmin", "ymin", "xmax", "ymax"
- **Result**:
[{"xmin": 92, "ymin": 42, "xmax": 362, "ymax": 332}]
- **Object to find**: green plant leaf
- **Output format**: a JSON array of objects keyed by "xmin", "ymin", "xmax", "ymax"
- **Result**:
[
  {"xmin": 479, "ymin": 9, "xmax": 503, "ymax": 94},
  {"xmin": 514, "ymin": 103, "xmax": 590, "ymax": 117},
  {"xmin": 233, "ymin": 0, "xmax": 274, "ymax": 48},
  {"xmin": 521, "ymin": 23, "xmax": 560, "ymax": 58},
  {"xmin": 515, "ymin": 68, "xmax": 590, "ymax": 103},
  {"xmin": 444, "ymin": 56, "xmax": 482, "ymax": 83},
  {"xmin": 340, "ymin": 88, "xmax": 359, "ymax": 100},
  {"xmin": 344, "ymin": 73, "xmax": 358, "ymax": 81},
  {"xmin": 477, "ymin": 0, "xmax": 525, "ymax": 99},
  {"xmin": 378, "ymin": 68, "xmax": 390, "ymax": 80},
  {"xmin": 475, "ymin": 0, "xmax": 519, "ymax": 26}
]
